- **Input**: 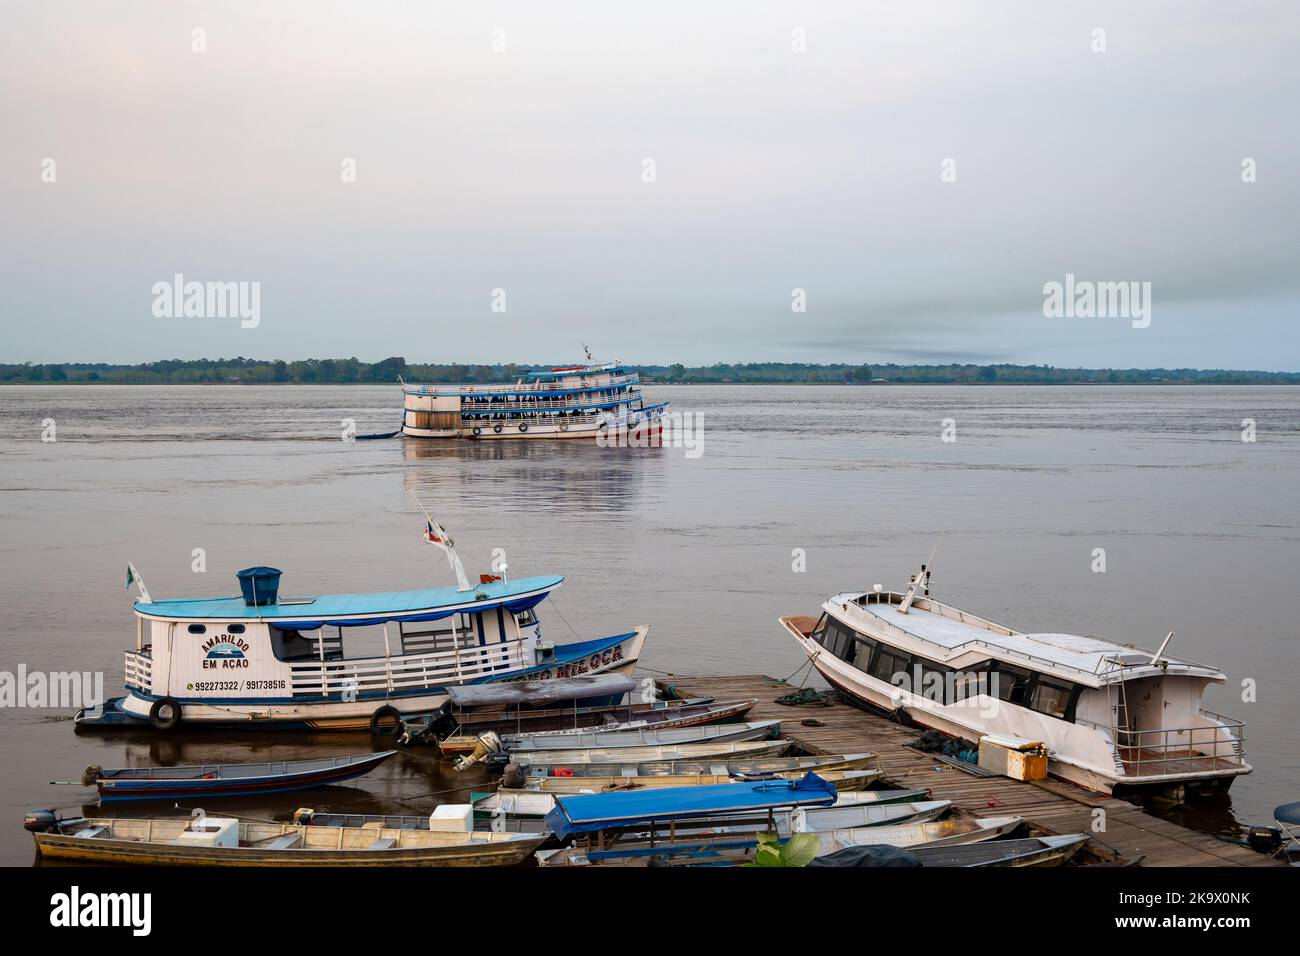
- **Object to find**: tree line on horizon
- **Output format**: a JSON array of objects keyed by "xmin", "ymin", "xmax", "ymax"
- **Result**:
[{"xmin": 1, "ymin": 357, "xmax": 1296, "ymax": 385}]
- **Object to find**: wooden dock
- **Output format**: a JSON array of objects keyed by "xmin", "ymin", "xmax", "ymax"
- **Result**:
[{"xmin": 664, "ymin": 674, "xmax": 1278, "ymax": 867}]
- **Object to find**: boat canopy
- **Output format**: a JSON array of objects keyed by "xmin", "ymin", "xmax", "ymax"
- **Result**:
[
  {"xmin": 445, "ymin": 675, "xmax": 637, "ymax": 709},
  {"xmin": 132, "ymin": 575, "xmax": 564, "ymax": 628},
  {"xmin": 542, "ymin": 772, "xmax": 838, "ymax": 837}
]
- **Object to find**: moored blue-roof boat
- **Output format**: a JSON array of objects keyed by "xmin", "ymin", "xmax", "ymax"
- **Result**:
[{"xmin": 78, "ymin": 553, "xmax": 648, "ymax": 732}]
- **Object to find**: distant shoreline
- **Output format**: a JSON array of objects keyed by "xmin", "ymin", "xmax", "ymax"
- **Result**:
[{"xmin": 3, "ymin": 359, "xmax": 1297, "ymax": 386}]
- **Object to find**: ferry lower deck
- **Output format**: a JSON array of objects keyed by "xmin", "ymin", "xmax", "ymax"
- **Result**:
[{"xmin": 659, "ymin": 674, "xmax": 1281, "ymax": 867}]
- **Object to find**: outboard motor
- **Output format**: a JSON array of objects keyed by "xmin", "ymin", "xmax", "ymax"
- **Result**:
[
  {"xmin": 453, "ymin": 731, "xmax": 503, "ymax": 771},
  {"xmin": 1246, "ymin": 825, "xmax": 1282, "ymax": 854},
  {"xmin": 24, "ymin": 809, "xmax": 59, "ymax": 833}
]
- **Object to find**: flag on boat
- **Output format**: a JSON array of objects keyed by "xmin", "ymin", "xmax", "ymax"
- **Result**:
[
  {"xmin": 125, "ymin": 562, "xmax": 151, "ymax": 603},
  {"xmin": 424, "ymin": 520, "xmax": 453, "ymax": 551},
  {"xmin": 424, "ymin": 520, "xmax": 472, "ymax": 592}
]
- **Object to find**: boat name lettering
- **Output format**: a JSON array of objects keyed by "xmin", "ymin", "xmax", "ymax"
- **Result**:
[{"xmin": 201, "ymin": 634, "xmax": 251, "ymax": 669}]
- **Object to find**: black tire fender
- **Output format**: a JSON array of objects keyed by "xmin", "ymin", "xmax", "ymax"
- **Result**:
[
  {"xmin": 370, "ymin": 705, "xmax": 403, "ymax": 736},
  {"xmin": 148, "ymin": 697, "xmax": 183, "ymax": 731}
]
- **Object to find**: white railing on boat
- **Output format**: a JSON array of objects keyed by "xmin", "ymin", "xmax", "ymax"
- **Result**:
[
  {"xmin": 124, "ymin": 650, "xmax": 152, "ymax": 691},
  {"xmin": 1076, "ymin": 712, "xmax": 1246, "ymax": 777},
  {"xmin": 404, "ymin": 374, "xmax": 638, "ymax": 397},
  {"xmin": 849, "ymin": 591, "xmax": 1221, "ymax": 681},
  {"xmin": 287, "ymin": 641, "xmax": 529, "ymax": 698}
]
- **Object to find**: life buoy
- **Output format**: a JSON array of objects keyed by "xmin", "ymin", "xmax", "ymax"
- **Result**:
[
  {"xmin": 518, "ymin": 423, "xmax": 528, "ymax": 432},
  {"xmin": 552, "ymin": 767, "xmax": 575, "ymax": 777},
  {"xmin": 148, "ymin": 697, "xmax": 182, "ymax": 731},
  {"xmin": 472, "ymin": 427, "xmax": 481, "ymax": 436},
  {"xmin": 493, "ymin": 424, "xmax": 503, "ymax": 433},
  {"xmin": 559, "ymin": 423, "xmax": 569, "ymax": 432},
  {"xmin": 369, "ymin": 705, "xmax": 403, "ymax": 736}
]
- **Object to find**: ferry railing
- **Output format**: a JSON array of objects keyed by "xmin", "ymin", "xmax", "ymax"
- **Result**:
[
  {"xmin": 847, "ymin": 592, "xmax": 1223, "ymax": 682},
  {"xmin": 404, "ymin": 374, "xmax": 638, "ymax": 397},
  {"xmin": 286, "ymin": 639, "xmax": 528, "ymax": 698},
  {"xmin": 1075, "ymin": 713, "xmax": 1246, "ymax": 777},
  {"xmin": 124, "ymin": 650, "xmax": 152, "ymax": 691}
]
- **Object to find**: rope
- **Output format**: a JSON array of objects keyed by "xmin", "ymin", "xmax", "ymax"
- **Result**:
[
  {"xmin": 395, "ymin": 780, "xmax": 501, "ymax": 804},
  {"xmin": 778, "ymin": 655, "xmax": 817, "ymax": 687},
  {"xmin": 545, "ymin": 594, "xmax": 586, "ymax": 643}
]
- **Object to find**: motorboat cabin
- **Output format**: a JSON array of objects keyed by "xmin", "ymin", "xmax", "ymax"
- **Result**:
[
  {"xmin": 80, "ymin": 566, "xmax": 646, "ymax": 732},
  {"xmin": 782, "ymin": 564, "xmax": 1249, "ymax": 795}
]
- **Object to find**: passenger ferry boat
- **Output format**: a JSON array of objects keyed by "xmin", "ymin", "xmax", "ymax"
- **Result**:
[
  {"xmin": 79, "ymin": 563, "xmax": 647, "ymax": 733},
  {"xmin": 400, "ymin": 354, "xmax": 667, "ymax": 440},
  {"xmin": 782, "ymin": 563, "xmax": 1250, "ymax": 795}
]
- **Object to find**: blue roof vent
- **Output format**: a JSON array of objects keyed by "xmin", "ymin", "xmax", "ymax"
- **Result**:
[{"xmin": 235, "ymin": 567, "xmax": 282, "ymax": 607}]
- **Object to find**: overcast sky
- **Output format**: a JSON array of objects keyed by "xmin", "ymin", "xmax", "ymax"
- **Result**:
[{"xmin": 2, "ymin": 2, "xmax": 1297, "ymax": 369}]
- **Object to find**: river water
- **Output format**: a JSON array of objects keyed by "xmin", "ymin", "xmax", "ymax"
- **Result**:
[{"xmin": 0, "ymin": 384, "xmax": 1296, "ymax": 864}]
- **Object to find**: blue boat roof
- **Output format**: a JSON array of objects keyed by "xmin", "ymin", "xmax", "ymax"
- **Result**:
[
  {"xmin": 543, "ymin": 773, "xmax": 838, "ymax": 837},
  {"xmin": 134, "ymin": 575, "xmax": 564, "ymax": 622}
]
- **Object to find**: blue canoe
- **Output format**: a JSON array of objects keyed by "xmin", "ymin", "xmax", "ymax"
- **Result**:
[{"xmin": 542, "ymin": 771, "xmax": 838, "ymax": 838}]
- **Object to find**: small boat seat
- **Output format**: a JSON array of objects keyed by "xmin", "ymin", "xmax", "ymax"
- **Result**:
[
  {"xmin": 366, "ymin": 837, "xmax": 397, "ymax": 850},
  {"xmin": 73, "ymin": 826, "xmax": 108, "ymax": 839},
  {"xmin": 262, "ymin": 833, "xmax": 303, "ymax": 850}
]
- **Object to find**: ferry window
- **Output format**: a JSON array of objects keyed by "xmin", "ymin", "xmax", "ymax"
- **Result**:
[
  {"xmin": 917, "ymin": 662, "xmax": 952, "ymax": 704},
  {"xmin": 852, "ymin": 636, "xmax": 877, "ymax": 669},
  {"xmin": 187, "ymin": 624, "xmax": 206, "ymax": 635},
  {"xmin": 993, "ymin": 664, "xmax": 1032, "ymax": 705},
  {"xmin": 1030, "ymin": 680, "xmax": 1073, "ymax": 719},
  {"xmin": 951, "ymin": 668, "xmax": 989, "ymax": 703},
  {"xmin": 809, "ymin": 615, "xmax": 829, "ymax": 644},
  {"xmin": 822, "ymin": 621, "xmax": 856, "ymax": 662},
  {"xmin": 227, "ymin": 624, "xmax": 245, "ymax": 634},
  {"xmin": 516, "ymin": 609, "xmax": 538, "ymax": 628},
  {"xmin": 869, "ymin": 649, "xmax": 910, "ymax": 685}
]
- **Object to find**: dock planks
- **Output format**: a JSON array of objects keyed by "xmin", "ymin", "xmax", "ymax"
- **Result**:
[{"xmin": 664, "ymin": 674, "xmax": 1279, "ymax": 867}]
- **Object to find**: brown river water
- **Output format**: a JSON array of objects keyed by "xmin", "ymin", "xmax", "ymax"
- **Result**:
[{"xmin": 0, "ymin": 384, "xmax": 1296, "ymax": 865}]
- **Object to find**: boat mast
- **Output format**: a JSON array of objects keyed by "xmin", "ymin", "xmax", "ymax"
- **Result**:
[{"xmin": 898, "ymin": 533, "xmax": 943, "ymax": 615}]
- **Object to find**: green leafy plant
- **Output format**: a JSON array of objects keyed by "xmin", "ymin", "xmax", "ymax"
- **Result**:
[{"xmin": 746, "ymin": 832, "xmax": 820, "ymax": 867}]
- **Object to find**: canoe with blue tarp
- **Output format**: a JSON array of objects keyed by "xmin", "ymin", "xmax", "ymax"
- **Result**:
[{"xmin": 542, "ymin": 772, "xmax": 838, "ymax": 837}]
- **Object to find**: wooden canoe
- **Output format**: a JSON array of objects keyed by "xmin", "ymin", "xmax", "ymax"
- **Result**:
[
  {"xmin": 812, "ymin": 815, "xmax": 1023, "ymax": 851},
  {"xmin": 500, "ymin": 719, "xmax": 782, "ymax": 754},
  {"xmin": 438, "ymin": 699, "xmax": 762, "ymax": 755},
  {"xmin": 523, "ymin": 752, "xmax": 875, "ymax": 779},
  {"xmin": 511, "ymin": 740, "xmax": 792, "ymax": 766},
  {"xmin": 474, "ymin": 784, "xmax": 924, "ymax": 822},
  {"xmin": 30, "ymin": 815, "xmax": 545, "ymax": 867},
  {"xmin": 91, "ymin": 751, "xmax": 396, "ymax": 803},
  {"xmin": 520, "ymin": 768, "xmax": 882, "ymax": 794}
]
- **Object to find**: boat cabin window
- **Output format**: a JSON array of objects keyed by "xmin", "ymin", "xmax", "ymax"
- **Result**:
[
  {"xmin": 818, "ymin": 619, "xmax": 859, "ymax": 663},
  {"xmin": 1029, "ymin": 679, "xmax": 1075, "ymax": 720},
  {"xmin": 515, "ymin": 609, "xmax": 538, "ymax": 628},
  {"xmin": 228, "ymin": 624, "xmax": 245, "ymax": 634},
  {"xmin": 869, "ymin": 648, "xmax": 911, "ymax": 686},
  {"xmin": 187, "ymin": 624, "xmax": 206, "ymax": 635},
  {"xmin": 992, "ymin": 664, "xmax": 1033, "ymax": 706},
  {"xmin": 916, "ymin": 661, "xmax": 952, "ymax": 704},
  {"xmin": 853, "ymin": 636, "xmax": 878, "ymax": 670}
]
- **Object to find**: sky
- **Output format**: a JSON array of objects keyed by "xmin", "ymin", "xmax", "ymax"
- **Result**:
[{"xmin": 1, "ymin": 1, "xmax": 1298, "ymax": 369}]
